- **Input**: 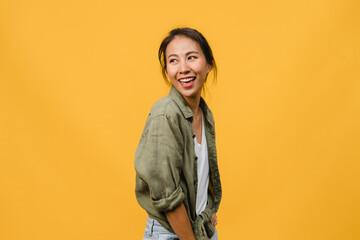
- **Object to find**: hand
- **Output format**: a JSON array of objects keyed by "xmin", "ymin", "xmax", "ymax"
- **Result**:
[{"xmin": 211, "ymin": 214, "xmax": 218, "ymax": 226}]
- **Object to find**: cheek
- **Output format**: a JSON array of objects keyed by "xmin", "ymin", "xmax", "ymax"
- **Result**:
[
  {"xmin": 166, "ymin": 68, "xmax": 177, "ymax": 80},
  {"xmin": 194, "ymin": 63, "xmax": 209, "ymax": 76}
]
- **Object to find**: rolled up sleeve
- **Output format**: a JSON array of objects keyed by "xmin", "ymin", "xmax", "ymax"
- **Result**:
[{"xmin": 135, "ymin": 113, "xmax": 184, "ymax": 212}]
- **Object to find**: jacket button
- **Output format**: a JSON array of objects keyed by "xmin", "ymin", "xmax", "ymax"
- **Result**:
[
  {"xmin": 195, "ymin": 156, "xmax": 198, "ymax": 161},
  {"xmin": 192, "ymin": 134, "xmax": 196, "ymax": 138}
]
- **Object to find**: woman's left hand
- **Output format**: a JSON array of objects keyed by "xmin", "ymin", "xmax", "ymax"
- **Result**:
[{"xmin": 211, "ymin": 214, "xmax": 218, "ymax": 226}]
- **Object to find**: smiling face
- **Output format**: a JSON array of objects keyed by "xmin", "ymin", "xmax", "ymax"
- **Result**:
[{"xmin": 165, "ymin": 36, "xmax": 212, "ymax": 101}]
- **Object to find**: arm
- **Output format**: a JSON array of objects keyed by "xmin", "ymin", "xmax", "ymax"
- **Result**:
[{"xmin": 165, "ymin": 203, "xmax": 196, "ymax": 240}]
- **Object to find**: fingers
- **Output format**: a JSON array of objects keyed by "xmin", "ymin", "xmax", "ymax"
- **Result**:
[{"xmin": 211, "ymin": 214, "xmax": 218, "ymax": 226}]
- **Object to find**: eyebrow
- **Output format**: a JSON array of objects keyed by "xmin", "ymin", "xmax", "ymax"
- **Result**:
[{"xmin": 167, "ymin": 51, "xmax": 200, "ymax": 59}]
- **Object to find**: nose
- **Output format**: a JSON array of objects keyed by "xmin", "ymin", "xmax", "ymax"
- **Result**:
[{"xmin": 179, "ymin": 60, "xmax": 190, "ymax": 74}]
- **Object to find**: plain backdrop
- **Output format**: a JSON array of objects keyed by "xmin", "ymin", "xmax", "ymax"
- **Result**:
[{"xmin": 1, "ymin": 0, "xmax": 359, "ymax": 239}]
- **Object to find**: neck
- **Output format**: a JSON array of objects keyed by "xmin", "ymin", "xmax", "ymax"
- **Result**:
[{"xmin": 184, "ymin": 95, "xmax": 201, "ymax": 117}]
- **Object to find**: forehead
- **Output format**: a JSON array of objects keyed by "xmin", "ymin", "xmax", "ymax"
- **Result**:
[{"xmin": 165, "ymin": 36, "xmax": 202, "ymax": 56}]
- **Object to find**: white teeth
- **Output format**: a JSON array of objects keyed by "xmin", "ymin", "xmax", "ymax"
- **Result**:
[{"xmin": 179, "ymin": 77, "xmax": 195, "ymax": 83}]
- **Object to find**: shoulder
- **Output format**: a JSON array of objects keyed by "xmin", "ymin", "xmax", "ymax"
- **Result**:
[
  {"xmin": 200, "ymin": 98, "xmax": 215, "ymax": 126},
  {"xmin": 137, "ymin": 95, "xmax": 185, "ymax": 145},
  {"xmin": 149, "ymin": 95, "xmax": 182, "ymax": 120}
]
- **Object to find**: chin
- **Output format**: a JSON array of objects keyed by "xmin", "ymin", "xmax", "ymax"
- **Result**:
[
  {"xmin": 172, "ymin": 82, "xmax": 202, "ymax": 98},
  {"xmin": 180, "ymin": 89, "xmax": 201, "ymax": 99}
]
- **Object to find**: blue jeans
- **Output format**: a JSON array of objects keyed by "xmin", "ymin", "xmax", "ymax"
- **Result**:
[{"xmin": 143, "ymin": 216, "xmax": 218, "ymax": 240}]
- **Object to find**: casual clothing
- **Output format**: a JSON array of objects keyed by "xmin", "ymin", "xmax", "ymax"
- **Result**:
[
  {"xmin": 135, "ymin": 86, "xmax": 222, "ymax": 240},
  {"xmin": 143, "ymin": 216, "xmax": 178, "ymax": 240},
  {"xmin": 195, "ymin": 111, "xmax": 209, "ymax": 216},
  {"xmin": 143, "ymin": 216, "xmax": 218, "ymax": 240}
]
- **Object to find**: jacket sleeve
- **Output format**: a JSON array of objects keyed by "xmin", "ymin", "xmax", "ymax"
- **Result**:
[{"xmin": 134, "ymin": 113, "xmax": 185, "ymax": 212}]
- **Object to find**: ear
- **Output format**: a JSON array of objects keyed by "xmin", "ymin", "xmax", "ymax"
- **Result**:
[{"xmin": 206, "ymin": 64, "xmax": 212, "ymax": 74}]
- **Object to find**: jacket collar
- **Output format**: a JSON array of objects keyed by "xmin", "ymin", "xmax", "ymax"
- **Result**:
[{"xmin": 169, "ymin": 85, "xmax": 214, "ymax": 127}]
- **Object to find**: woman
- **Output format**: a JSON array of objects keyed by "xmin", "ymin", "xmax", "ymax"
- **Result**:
[{"xmin": 134, "ymin": 28, "xmax": 222, "ymax": 240}]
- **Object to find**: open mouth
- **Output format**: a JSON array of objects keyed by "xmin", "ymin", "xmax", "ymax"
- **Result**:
[{"xmin": 178, "ymin": 77, "xmax": 196, "ymax": 87}]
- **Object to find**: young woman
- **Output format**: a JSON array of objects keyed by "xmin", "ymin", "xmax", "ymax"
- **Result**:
[{"xmin": 134, "ymin": 28, "xmax": 222, "ymax": 240}]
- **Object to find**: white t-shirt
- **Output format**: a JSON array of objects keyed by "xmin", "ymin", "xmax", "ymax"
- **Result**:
[{"xmin": 194, "ymin": 111, "xmax": 209, "ymax": 216}]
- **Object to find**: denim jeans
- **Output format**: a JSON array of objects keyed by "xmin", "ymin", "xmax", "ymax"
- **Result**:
[{"xmin": 143, "ymin": 216, "xmax": 218, "ymax": 240}]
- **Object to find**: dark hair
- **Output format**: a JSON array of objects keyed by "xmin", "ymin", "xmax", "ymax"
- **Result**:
[{"xmin": 158, "ymin": 27, "xmax": 217, "ymax": 86}]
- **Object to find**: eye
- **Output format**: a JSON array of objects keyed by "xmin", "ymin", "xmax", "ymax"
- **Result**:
[
  {"xmin": 169, "ymin": 58, "xmax": 177, "ymax": 63},
  {"xmin": 188, "ymin": 55, "xmax": 197, "ymax": 60}
]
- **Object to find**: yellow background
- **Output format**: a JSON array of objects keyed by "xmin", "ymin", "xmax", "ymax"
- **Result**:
[{"xmin": 1, "ymin": 0, "xmax": 359, "ymax": 239}]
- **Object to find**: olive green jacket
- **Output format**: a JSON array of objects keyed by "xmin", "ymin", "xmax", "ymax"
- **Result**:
[{"xmin": 134, "ymin": 86, "xmax": 222, "ymax": 239}]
